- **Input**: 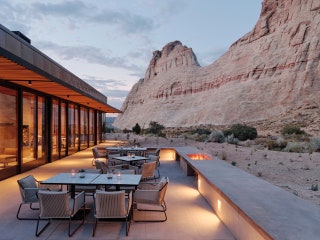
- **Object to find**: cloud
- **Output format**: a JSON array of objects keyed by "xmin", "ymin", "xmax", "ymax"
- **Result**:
[{"xmin": 37, "ymin": 41, "xmax": 144, "ymax": 73}]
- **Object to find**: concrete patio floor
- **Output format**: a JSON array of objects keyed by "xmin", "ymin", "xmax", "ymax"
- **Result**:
[{"xmin": 0, "ymin": 142, "xmax": 235, "ymax": 240}]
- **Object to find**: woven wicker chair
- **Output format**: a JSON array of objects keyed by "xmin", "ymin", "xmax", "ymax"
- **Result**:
[
  {"xmin": 92, "ymin": 190, "xmax": 133, "ymax": 236},
  {"xmin": 133, "ymin": 176, "xmax": 169, "ymax": 222},
  {"xmin": 35, "ymin": 190, "xmax": 85, "ymax": 237},
  {"xmin": 92, "ymin": 147, "xmax": 108, "ymax": 166},
  {"xmin": 138, "ymin": 161, "xmax": 160, "ymax": 181}
]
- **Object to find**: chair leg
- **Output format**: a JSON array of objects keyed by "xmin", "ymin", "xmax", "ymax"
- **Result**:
[
  {"xmin": 17, "ymin": 203, "xmax": 39, "ymax": 220},
  {"xmin": 126, "ymin": 206, "xmax": 133, "ymax": 236},
  {"xmin": 35, "ymin": 218, "xmax": 51, "ymax": 236},
  {"xmin": 133, "ymin": 202, "xmax": 167, "ymax": 222},
  {"xmin": 69, "ymin": 205, "xmax": 86, "ymax": 237},
  {"xmin": 92, "ymin": 219, "xmax": 98, "ymax": 237}
]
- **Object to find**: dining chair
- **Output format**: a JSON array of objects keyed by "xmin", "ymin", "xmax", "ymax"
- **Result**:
[
  {"xmin": 92, "ymin": 190, "xmax": 133, "ymax": 236},
  {"xmin": 17, "ymin": 175, "xmax": 61, "ymax": 220},
  {"xmin": 139, "ymin": 161, "xmax": 160, "ymax": 181},
  {"xmin": 92, "ymin": 147, "xmax": 108, "ymax": 166},
  {"xmin": 133, "ymin": 176, "xmax": 169, "ymax": 222},
  {"xmin": 35, "ymin": 190, "xmax": 86, "ymax": 237}
]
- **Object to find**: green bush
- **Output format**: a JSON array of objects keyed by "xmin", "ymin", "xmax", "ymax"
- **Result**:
[
  {"xmin": 146, "ymin": 121, "xmax": 165, "ymax": 136},
  {"xmin": 281, "ymin": 125, "xmax": 305, "ymax": 135},
  {"xmin": 284, "ymin": 142, "xmax": 304, "ymax": 153},
  {"xmin": 195, "ymin": 128, "xmax": 211, "ymax": 135},
  {"xmin": 226, "ymin": 134, "xmax": 239, "ymax": 145},
  {"xmin": 223, "ymin": 124, "xmax": 257, "ymax": 141},
  {"xmin": 208, "ymin": 130, "xmax": 225, "ymax": 143},
  {"xmin": 310, "ymin": 137, "xmax": 320, "ymax": 152},
  {"xmin": 132, "ymin": 123, "xmax": 141, "ymax": 134},
  {"xmin": 266, "ymin": 138, "xmax": 287, "ymax": 151}
]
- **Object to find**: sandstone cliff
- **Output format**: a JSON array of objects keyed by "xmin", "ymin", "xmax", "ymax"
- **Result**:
[{"xmin": 114, "ymin": 0, "xmax": 320, "ymax": 135}]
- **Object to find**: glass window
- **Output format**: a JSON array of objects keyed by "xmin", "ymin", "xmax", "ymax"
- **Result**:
[
  {"xmin": 68, "ymin": 103, "xmax": 78, "ymax": 155},
  {"xmin": 37, "ymin": 96, "xmax": 47, "ymax": 163},
  {"xmin": 80, "ymin": 107, "xmax": 88, "ymax": 150},
  {"xmin": 89, "ymin": 109, "xmax": 94, "ymax": 147},
  {"xmin": 51, "ymin": 99, "xmax": 59, "ymax": 161},
  {"xmin": 0, "ymin": 86, "xmax": 17, "ymax": 171},
  {"xmin": 22, "ymin": 92, "xmax": 36, "ymax": 165},
  {"xmin": 60, "ymin": 102, "xmax": 67, "ymax": 157}
]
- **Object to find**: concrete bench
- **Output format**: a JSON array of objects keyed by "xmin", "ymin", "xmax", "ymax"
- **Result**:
[{"xmin": 175, "ymin": 147, "xmax": 320, "ymax": 240}]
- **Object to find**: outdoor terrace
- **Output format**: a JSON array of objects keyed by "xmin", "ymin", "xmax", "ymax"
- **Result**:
[{"xmin": 0, "ymin": 141, "xmax": 234, "ymax": 240}]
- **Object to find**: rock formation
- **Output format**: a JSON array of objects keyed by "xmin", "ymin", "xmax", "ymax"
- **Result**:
[{"xmin": 114, "ymin": 0, "xmax": 320, "ymax": 135}]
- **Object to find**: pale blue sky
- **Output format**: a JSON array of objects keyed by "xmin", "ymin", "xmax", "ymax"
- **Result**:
[{"xmin": 1, "ymin": 0, "xmax": 262, "ymax": 110}]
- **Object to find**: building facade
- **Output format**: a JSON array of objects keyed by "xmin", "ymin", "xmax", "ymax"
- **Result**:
[{"xmin": 0, "ymin": 25, "xmax": 121, "ymax": 180}]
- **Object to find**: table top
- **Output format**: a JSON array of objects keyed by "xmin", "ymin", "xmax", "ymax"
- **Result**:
[
  {"xmin": 113, "ymin": 155, "xmax": 148, "ymax": 162},
  {"xmin": 41, "ymin": 173, "xmax": 100, "ymax": 185},
  {"xmin": 91, "ymin": 174, "xmax": 142, "ymax": 186},
  {"xmin": 107, "ymin": 147, "xmax": 147, "ymax": 151}
]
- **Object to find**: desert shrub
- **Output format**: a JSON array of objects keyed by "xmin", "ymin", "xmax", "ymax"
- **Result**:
[
  {"xmin": 146, "ymin": 121, "xmax": 165, "ymax": 136},
  {"xmin": 266, "ymin": 138, "xmax": 287, "ymax": 151},
  {"xmin": 309, "ymin": 137, "xmax": 320, "ymax": 152},
  {"xmin": 188, "ymin": 133, "xmax": 208, "ymax": 142},
  {"xmin": 231, "ymin": 161, "xmax": 236, "ymax": 166},
  {"xmin": 132, "ymin": 123, "xmax": 141, "ymax": 134},
  {"xmin": 195, "ymin": 128, "xmax": 211, "ymax": 135},
  {"xmin": 208, "ymin": 130, "xmax": 225, "ymax": 143},
  {"xmin": 311, "ymin": 183, "xmax": 318, "ymax": 191},
  {"xmin": 284, "ymin": 142, "xmax": 304, "ymax": 153},
  {"xmin": 226, "ymin": 134, "xmax": 239, "ymax": 145},
  {"xmin": 223, "ymin": 124, "xmax": 257, "ymax": 141},
  {"xmin": 122, "ymin": 128, "xmax": 130, "ymax": 133},
  {"xmin": 281, "ymin": 124, "xmax": 305, "ymax": 135}
]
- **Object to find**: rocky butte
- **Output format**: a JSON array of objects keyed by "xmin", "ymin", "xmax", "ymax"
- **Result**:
[{"xmin": 114, "ymin": 0, "xmax": 320, "ymax": 136}]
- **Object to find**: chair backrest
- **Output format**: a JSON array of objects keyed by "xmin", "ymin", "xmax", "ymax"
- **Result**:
[
  {"xmin": 93, "ymin": 147, "xmax": 107, "ymax": 158},
  {"xmin": 17, "ymin": 175, "xmax": 39, "ymax": 202},
  {"xmin": 17, "ymin": 175, "xmax": 37, "ymax": 189},
  {"xmin": 94, "ymin": 190, "xmax": 126, "ymax": 218},
  {"xmin": 95, "ymin": 160, "xmax": 107, "ymax": 173},
  {"xmin": 141, "ymin": 161, "xmax": 157, "ymax": 179},
  {"xmin": 38, "ymin": 190, "xmax": 71, "ymax": 218},
  {"xmin": 157, "ymin": 177, "xmax": 169, "ymax": 203}
]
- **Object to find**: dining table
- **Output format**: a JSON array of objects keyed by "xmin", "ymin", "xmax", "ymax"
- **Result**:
[
  {"xmin": 91, "ymin": 173, "xmax": 142, "ymax": 191},
  {"xmin": 107, "ymin": 147, "xmax": 147, "ymax": 157},
  {"xmin": 41, "ymin": 172, "xmax": 142, "ymax": 197},
  {"xmin": 112, "ymin": 155, "xmax": 148, "ymax": 166}
]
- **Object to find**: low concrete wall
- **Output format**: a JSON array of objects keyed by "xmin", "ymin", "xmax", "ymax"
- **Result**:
[{"xmin": 175, "ymin": 147, "xmax": 320, "ymax": 240}]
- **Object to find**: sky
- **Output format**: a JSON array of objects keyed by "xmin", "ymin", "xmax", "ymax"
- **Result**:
[{"xmin": 1, "ymin": 0, "xmax": 262, "ymax": 111}]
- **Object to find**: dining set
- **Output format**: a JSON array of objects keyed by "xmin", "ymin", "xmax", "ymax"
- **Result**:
[{"xmin": 16, "ymin": 145, "xmax": 167, "ymax": 237}]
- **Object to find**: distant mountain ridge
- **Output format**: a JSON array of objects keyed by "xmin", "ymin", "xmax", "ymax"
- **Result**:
[{"xmin": 114, "ymin": 0, "xmax": 320, "ymax": 135}]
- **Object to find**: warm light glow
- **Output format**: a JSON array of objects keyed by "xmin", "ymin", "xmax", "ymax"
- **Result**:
[
  {"xmin": 218, "ymin": 199, "xmax": 221, "ymax": 212},
  {"xmin": 187, "ymin": 153, "xmax": 212, "ymax": 160},
  {"xmin": 198, "ymin": 178, "xmax": 201, "ymax": 189},
  {"xmin": 71, "ymin": 169, "xmax": 76, "ymax": 177}
]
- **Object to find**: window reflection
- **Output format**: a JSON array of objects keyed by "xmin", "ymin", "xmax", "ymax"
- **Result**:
[{"xmin": 0, "ymin": 86, "xmax": 17, "ymax": 169}]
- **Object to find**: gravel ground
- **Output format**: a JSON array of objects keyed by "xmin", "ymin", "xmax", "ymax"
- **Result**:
[{"xmin": 115, "ymin": 133, "xmax": 320, "ymax": 206}]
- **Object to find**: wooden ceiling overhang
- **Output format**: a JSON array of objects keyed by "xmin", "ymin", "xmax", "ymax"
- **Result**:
[{"xmin": 0, "ymin": 25, "xmax": 121, "ymax": 114}]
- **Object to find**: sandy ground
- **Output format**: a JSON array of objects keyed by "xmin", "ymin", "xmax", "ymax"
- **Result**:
[{"xmin": 108, "ymin": 133, "xmax": 320, "ymax": 206}]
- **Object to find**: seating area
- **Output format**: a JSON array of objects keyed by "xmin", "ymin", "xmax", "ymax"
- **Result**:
[{"xmin": 0, "ymin": 143, "xmax": 233, "ymax": 239}]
